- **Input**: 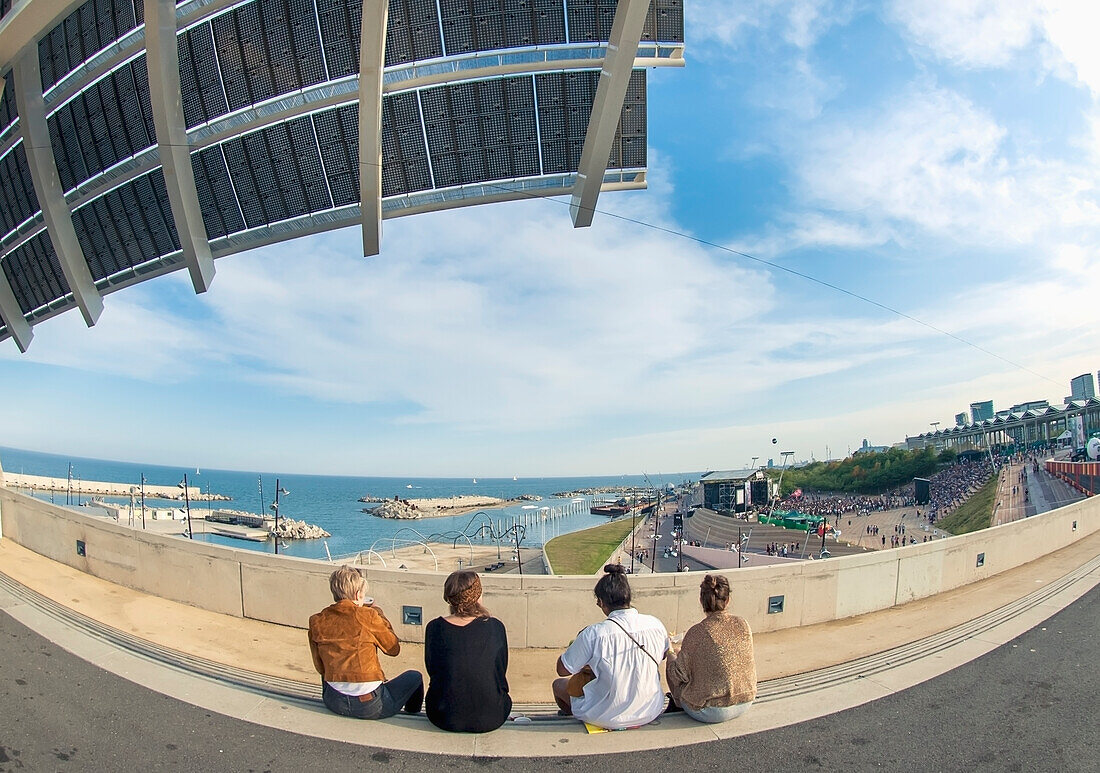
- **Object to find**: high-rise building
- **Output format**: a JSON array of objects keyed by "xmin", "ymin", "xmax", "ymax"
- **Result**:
[
  {"xmin": 1070, "ymin": 373, "xmax": 1096, "ymax": 400},
  {"xmin": 970, "ymin": 400, "xmax": 994, "ymax": 423}
]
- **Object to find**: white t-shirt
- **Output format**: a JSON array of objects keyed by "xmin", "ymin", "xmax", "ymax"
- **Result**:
[{"xmin": 560, "ymin": 608, "xmax": 669, "ymax": 730}]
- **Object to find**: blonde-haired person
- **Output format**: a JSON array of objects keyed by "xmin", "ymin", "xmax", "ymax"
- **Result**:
[
  {"xmin": 665, "ymin": 574, "xmax": 756, "ymax": 723},
  {"xmin": 424, "ymin": 570, "xmax": 512, "ymax": 732},
  {"xmin": 308, "ymin": 566, "xmax": 424, "ymax": 720}
]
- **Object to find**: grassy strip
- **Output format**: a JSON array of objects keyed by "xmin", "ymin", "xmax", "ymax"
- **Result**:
[
  {"xmin": 937, "ymin": 475, "xmax": 998, "ymax": 535},
  {"xmin": 545, "ymin": 518, "xmax": 639, "ymax": 575}
]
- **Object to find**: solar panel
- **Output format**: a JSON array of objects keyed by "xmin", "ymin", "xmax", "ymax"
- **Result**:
[
  {"xmin": 222, "ymin": 136, "xmax": 265, "ymax": 228},
  {"xmin": 241, "ymin": 130, "xmax": 288, "ymax": 224},
  {"xmin": 472, "ymin": 9, "xmax": 505, "ymax": 51},
  {"xmin": 191, "ymin": 146, "xmax": 244, "ymax": 238},
  {"xmin": 146, "ymin": 169, "xmax": 182, "ymax": 256},
  {"xmin": 380, "ymin": 91, "xmax": 432, "ymax": 195},
  {"xmin": 317, "ymin": 0, "xmax": 361, "ymax": 79},
  {"xmin": 286, "ymin": 116, "xmax": 331, "ymax": 212},
  {"xmin": 440, "ymin": 0, "xmax": 475, "ymax": 54},
  {"xmin": 63, "ymin": 16, "xmax": 84, "ymax": 79},
  {"xmin": 4, "ymin": 233, "xmax": 69, "ymax": 314},
  {"xmin": 102, "ymin": 185, "xmax": 141, "ymax": 267},
  {"xmin": 285, "ymin": 0, "xmax": 327, "ymax": 86},
  {"xmin": 73, "ymin": 203, "xmax": 111, "ymax": 280},
  {"xmin": 313, "ymin": 105, "xmax": 359, "ymax": 206},
  {"xmin": 655, "ymin": 0, "xmax": 684, "ymax": 43},
  {"xmin": 180, "ymin": 24, "xmax": 230, "ymax": 128},
  {"xmin": 387, "ymin": 0, "xmax": 444, "ymax": 65},
  {"xmin": 213, "ymin": 10, "xmax": 256, "ymax": 112},
  {"xmin": 0, "ymin": 144, "xmax": 38, "ymax": 236},
  {"xmin": 69, "ymin": 96, "xmax": 104, "ymax": 182}
]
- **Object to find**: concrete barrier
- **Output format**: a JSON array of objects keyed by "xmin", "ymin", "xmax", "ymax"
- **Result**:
[{"xmin": 0, "ymin": 486, "xmax": 1096, "ymax": 648}]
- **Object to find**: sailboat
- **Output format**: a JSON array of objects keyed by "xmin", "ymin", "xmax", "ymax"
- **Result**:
[
  {"xmin": 512, "ymin": 475, "xmax": 517, "ymax": 481},
  {"xmin": 472, "ymin": 478, "xmax": 477, "ymax": 484}
]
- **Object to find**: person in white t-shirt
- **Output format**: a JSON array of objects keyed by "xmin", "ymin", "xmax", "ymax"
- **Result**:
[{"xmin": 552, "ymin": 564, "xmax": 670, "ymax": 730}]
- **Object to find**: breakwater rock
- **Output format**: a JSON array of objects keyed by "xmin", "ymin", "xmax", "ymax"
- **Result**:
[
  {"xmin": 369, "ymin": 500, "xmax": 422, "ymax": 520},
  {"xmin": 271, "ymin": 518, "xmax": 330, "ymax": 539}
]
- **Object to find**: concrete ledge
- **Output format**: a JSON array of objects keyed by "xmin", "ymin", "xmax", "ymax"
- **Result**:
[{"xmin": 1, "ymin": 486, "xmax": 1097, "ymax": 648}]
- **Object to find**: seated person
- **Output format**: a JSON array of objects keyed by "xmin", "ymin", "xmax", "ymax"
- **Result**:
[
  {"xmin": 424, "ymin": 571, "xmax": 512, "ymax": 732},
  {"xmin": 552, "ymin": 564, "xmax": 669, "ymax": 730},
  {"xmin": 308, "ymin": 566, "xmax": 423, "ymax": 719},
  {"xmin": 666, "ymin": 574, "xmax": 756, "ymax": 723}
]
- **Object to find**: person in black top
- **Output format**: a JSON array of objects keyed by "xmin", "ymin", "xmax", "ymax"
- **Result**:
[{"xmin": 424, "ymin": 570, "xmax": 512, "ymax": 733}]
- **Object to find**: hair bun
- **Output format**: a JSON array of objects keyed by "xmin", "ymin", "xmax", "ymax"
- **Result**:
[{"xmin": 604, "ymin": 563, "xmax": 626, "ymax": 575}]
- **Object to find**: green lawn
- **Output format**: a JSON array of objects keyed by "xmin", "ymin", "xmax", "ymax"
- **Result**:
[
  {"xmin": 545, "ymin": 518, "xmax": 639, "ymax": 575},
  {"xmin": 936, "ymin": 475, "xmax": 997, "ymax": 535}
]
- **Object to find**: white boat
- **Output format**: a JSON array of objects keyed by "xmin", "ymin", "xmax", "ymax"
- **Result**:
[{"xmin": 472, "ymin": 478, "xmax": 477, "ymax": 484}]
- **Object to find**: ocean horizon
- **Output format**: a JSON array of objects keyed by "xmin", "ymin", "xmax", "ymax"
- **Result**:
[{"xmin": 0, "ymin": 445, "xmax": 698, "ymax": 560}]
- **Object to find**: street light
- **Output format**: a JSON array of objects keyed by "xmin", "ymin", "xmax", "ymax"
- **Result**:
[
  {"xmin": 768, "ymin": 450, "xmax": 796, "ymax": 522},
  {"xmin": 140, "ymin": 473, "xmax": 146, "ymax": 529},
  {"xmin": 270, "ymin": 479, "xmax": 290, "ymax": 554},
  {"xmin": 177, "ymin": 474, "xmax": 194, "ymax": 539}
]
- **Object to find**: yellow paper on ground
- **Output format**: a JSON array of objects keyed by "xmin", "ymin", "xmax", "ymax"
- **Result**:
[{"xmin": 583, "ymin": 722, "xmax": 610, "ymax": 734}]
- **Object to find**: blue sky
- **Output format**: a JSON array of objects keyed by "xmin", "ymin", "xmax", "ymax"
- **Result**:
[{"xmin": 2, "ymin": 0, "xmax": 1099, "ymax": 477}]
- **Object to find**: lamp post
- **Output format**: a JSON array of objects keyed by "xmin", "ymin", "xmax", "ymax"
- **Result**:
[
  {"xmin": 270, "ymin": 479, "xmax": 289, "ymax": 554},
  {"xmin": 140, "ymin": 473, "xmax": 146, "ymax": 529},
  {"xmin": 178, "ymin": 474, "xmax": 193, "ymax": 539},
  {"xmin": 630, "ymin": 486, "xmax": 637, "ymax": 573},
  {"xmin": 769, "ymin": 450, "xmax": 796, "ymax": 522}
]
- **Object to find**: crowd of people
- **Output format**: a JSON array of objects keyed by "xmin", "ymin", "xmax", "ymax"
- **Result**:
[
  {"xmin": 774, "ymin": 491, "xmax": 914, "ymax": 517},
  {"xmin": 772, "ymin": 456, "xmax": 995, "ymax": 527},
  {"xmin": 309, "ymin": 564, "xmax": 757, "ymax": 733},
  {"xmin": 925, "ymin": 457, "xmax": 994, "ymax": 521}
]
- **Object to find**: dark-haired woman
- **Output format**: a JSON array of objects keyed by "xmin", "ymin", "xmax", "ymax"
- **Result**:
[
  {"xmin": 424, "ymin": 570, "xmax": 512, "ymax": 732},
  {"xmin": 666, "ymin": 574, "xmax": 756, "ymax": 723},
  {"xmin": 552, "ymin": 564, "xmax": 670, "ymax": 730}
]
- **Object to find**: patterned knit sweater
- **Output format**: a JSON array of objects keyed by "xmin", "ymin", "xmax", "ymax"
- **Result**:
[{"xmin": 666, "ymin": 612, "xmax": 756, "ymax": 710}]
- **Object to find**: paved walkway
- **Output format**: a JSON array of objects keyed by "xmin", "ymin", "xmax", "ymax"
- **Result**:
[
  {"xmin": 1, "ymin": 569, "xmax": 1096, "ymax": 770},
  {"xmin": 2, "ymin": 522, "xmax": 1099, "ymax": 762}
]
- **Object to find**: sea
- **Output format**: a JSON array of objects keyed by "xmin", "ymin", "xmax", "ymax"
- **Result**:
[{"xmin": 0, "ymin": 446, "xmax": 697, "ymax": 561}]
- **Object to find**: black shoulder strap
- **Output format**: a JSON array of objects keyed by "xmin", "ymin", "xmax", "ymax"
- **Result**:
[{"xmin": 606, "ymin": 615, "xmax": 661, "ymax": 667}]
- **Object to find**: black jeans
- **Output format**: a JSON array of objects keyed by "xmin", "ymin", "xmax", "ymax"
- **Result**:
[{"xmin": 322, "ymin": 671, "xmax": 424, "ymax": 719}]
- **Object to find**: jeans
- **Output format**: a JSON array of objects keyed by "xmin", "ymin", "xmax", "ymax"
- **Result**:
[
  {"xmin": 322, "ymin": 671, "xmax": 424, "ymax": 720},
  {"xmin": 683, "ymin": 701, "xmax": 752, "ymax": 724}
]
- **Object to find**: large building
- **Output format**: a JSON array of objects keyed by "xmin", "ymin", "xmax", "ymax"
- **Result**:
[
  {"xmin": 0, "ymin": 0, "xmax": 684, "ymax": 351},
  {"xmin": 1070, "ymin": 373, "xmax": 1096, "ymax": 400},
  {"xmin": 970, "ymin": 400, "xmax": 994, "ymax": 423}
]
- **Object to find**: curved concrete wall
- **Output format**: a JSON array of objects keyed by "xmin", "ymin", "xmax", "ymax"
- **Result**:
[{"xmin": 0, "ymin": 486, "xmax": 1096, "ymax": 648}]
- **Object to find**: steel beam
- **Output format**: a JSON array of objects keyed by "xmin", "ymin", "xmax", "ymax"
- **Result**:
[
  {"xmin": 13, "ymin": 47, "xmax": 102, "ymax": 327},
  {"xmin": 358, "ymin": 0, "xmax": 389, "ymax": 257},
  {"xmin": 0, "ymin": 73, "xmax": 31, "ymax": 351},
  {"xmin": 145, "ymin": 0, "xmax": 215, "ymax": 293},
  {"xmin": 569, "ymin": 0, "xmax": 650, "ymax": 228}
]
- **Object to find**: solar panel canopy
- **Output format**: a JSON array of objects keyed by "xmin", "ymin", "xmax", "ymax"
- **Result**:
[{"xmin": 0, "ymin": 0, "xmax": 684, "ymax": 347}]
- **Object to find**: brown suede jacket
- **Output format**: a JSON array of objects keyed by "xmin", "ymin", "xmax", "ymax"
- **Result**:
[{"xmin": 308, "ymin": 600, "xmax": 400, "ymax": 683}]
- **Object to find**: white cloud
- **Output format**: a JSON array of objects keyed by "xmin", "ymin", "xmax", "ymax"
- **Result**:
[
  {"xmin": 787, "ymin": 84, "xmax": 1100, "ymax": 247},
  {"xmin": 688, "ymin": 0, "xmax": 855, "ymax": 51},
  {"xmin": 888, "ymin": 0, "xmax": 1040, "ymax": 68},
  {"xmin": 890, "ymin": 1, "xmax": 1100, "ymax": 97}
]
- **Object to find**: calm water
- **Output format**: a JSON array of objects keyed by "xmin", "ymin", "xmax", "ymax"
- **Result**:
[{"xmin": 0, "ymin": 446, "xmax": 696, "ymax": 560}]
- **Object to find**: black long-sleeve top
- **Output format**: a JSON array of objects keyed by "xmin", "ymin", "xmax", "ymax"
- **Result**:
[{"xmin": 424, "ymin": 616, "xmax": 511, "ymax": 733}]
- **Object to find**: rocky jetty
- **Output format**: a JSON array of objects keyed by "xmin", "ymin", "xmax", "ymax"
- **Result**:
[
  {"xmin": 358, "ymin": 494, "xmax": 386, "ymax": 503},
  {"xmin": 368, "ymin": 499, "xmax": 423, "ymax": 520},
  {"xmin": 271, "ymin": 518, "xmax": 330, "ymax": 539}
]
